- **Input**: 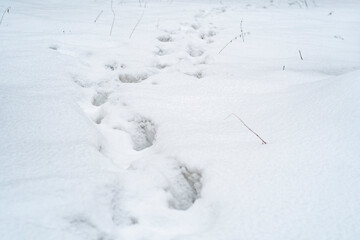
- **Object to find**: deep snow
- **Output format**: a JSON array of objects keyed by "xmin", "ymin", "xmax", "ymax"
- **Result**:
[{"xmin": 0, "ymin": 0, "xmax": 359, "ymax": 239}]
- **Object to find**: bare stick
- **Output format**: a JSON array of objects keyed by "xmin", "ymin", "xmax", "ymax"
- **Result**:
[
  {"xmin": 0, "ymin": 7, "xmax": 11, "ymax": 26},
  {"xmin": 109, "ymin": 0, "xmax": 115, "ymax": 36},
  {"xmin": 240, "ymin": 19, "xmax": 245, "ymax": 42},
  {"xmin": 219, "ymin": 38, "xmax": 235, "ymax": 54},
  {"xmin": 299, "ymin": 50, "xmax": 303, "ymax": 60},
  {"xmin": 94, "ymin": 10, "xmax": 103, "ymax": 23},
  {"xmin": 225, "ymin": 113, "xmax": 267, "ymax": 144},
  {"xmin": 129, "ymin": 11, "xmax": 144, "ymax": 39},
  {"xmin": 219, "ymin": 21, "xmax": 246, "ymax": 54}
]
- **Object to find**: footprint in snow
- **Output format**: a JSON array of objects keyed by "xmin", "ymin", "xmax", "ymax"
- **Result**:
[
  {"xmin": 157, "ymin": 35, "xmax": 173, "ymax": 42},
  {"xmin": 187, "ymin": 46, "xmax": 204, "ymax": 57},
  {"xmin": 118, "ymin": 72, "xmax": 150, "ymax": 83},
  {"xmin": 92, "ymin": 91, "xmax": 109, "ymax": 107},
  {"xmin": 154, "ymin": 46, "xmax": 168, "ymax": 56}
]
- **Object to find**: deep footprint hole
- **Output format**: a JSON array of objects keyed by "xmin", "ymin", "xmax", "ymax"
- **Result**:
[
  {"xmin": 188, "ymin": 47, "xmax": 204, "ymax": 57},
  {"xmin": 157, "ymin": 35, "xmax": 173, "ymax": 42},
  {"xmin": 166, "ymin": 165, "xmax": 203, "ymax": 211},
  {"xmin": 118, "ymin": 73, "xmax": 149, "ymax": 83},
  {"xmin": 92, "ymin": 91, "xmax": 109, "ymax": 106}
]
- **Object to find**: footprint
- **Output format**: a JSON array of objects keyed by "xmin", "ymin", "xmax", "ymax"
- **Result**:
[
  {"xmin": 199, "ymin": 30, "xmax": 217, "ymax": 40},
  {"xmin": 165, "ymin": 164, "xmax": 202, "ymax": 210},
  {"xmin": 92, "ymin": 91, "xmax": 109, "ymax": 106},
  {"xmin": 118, "ymin": 73, "xmax": 149, "ymax": 83},
  {"xmin": 72, "ymin": 75, "xmax": 90, "ymax": 88},
  {"xmin": 199, "ymin": 32, "xmax": 206, "ymax": 40},
  {"xmin": 207, "ymin": 30, "xmax": 216, "ymax": 37},
  {"xmin": 104, "ymin": 62, "xmax": 118, "ymax": 71},
  {"xmin": 187, "ymin": 46, "xmax": 204, "ymax": 57},
  {"xmin": 129, "ymin": 116, "xmax": 156, "ymax": 151},
  {"xmin": 187, "ymin": 70, "xmax": 204, "ymax": 79},
  {"xmin": 154, "ymin": 47, "xmax": 168, "ymax": 56},
  {"xmin": 155, "ymin": 63, "xmax": 169, "ymax": 69},
  {"xmin": 68, "ymin": 215, "xmax": 113, "ymax": 240},
  {"xmin": 93, "ymin": 109, "xmax": 106, "ymax": 124},
  {"xmin": 108, "ymin": 185, "xmax": 138, "ymax": 226},
  {"xmin": 157, "ymin": 35, "xmax": 173, "ymax": 42},
  {"xmin": 191, "ymin": 23, "xmax": 200, "ymax": 30}
]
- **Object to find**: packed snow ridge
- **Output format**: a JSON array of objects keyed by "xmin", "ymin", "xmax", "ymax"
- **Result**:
[{"xmin": 0, "ymin": 0, "xmax": 359, "ymax": 240}]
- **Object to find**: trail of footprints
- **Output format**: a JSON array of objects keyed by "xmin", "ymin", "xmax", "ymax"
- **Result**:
[
  {"xmin": 86, "ymin": 10, "xmax": 219, "ymax": 152},
  {"xmin": 66, "ymin": 6, "xmax": 226, "ymax": 238}
]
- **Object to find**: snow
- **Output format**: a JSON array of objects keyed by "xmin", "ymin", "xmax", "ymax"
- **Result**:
[{"xmin": 0, "ymin": 0, "xmax": 359, "ymax": 239}]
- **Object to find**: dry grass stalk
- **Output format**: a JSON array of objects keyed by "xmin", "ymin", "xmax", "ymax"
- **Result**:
[
  {"xmin": 0, "ymin": 7, "xmax": 11, "ymax": 26},
  {"xmin": 225, "ymin": 113, "xmax": 267, "ymax": 144}
]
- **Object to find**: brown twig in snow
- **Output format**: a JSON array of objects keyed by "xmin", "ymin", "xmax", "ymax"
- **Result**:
[
  {"xmin": 0, "ymin": 7, "xmax": 11, "ymax": 26},
  {"xmin": 225, "ymin": 113, "xmax": 267, "ymax": 144}
]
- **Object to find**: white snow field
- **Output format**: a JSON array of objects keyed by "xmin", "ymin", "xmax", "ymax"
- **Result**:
[{"xmin": 0, "ymin": 0, "xmax": 359, "ymax": 239}]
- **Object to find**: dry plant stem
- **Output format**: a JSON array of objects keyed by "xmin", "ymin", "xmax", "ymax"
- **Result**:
[
  {"xmin": 0, "ymin": 7, "xmax": 10, "ymax": 26},
  {"xmin": 219, "ymin": 21, "xmax": 245, "ymax": 54},
  {"xmin": 240, "ymin": 20, "xmax": 245, "ymax": 42},
  {"xmin": 110, "ymin": 0, "xmax": 115, "ymax": 36},
  {"xmin": 218, "ymin": 34, "xmax": 242, "ymax": 54},
  {"xmin": 299, "ymin": 50, "xmax": 303, "ymax": 60},
  {"xmin": 218, "ymin": 39, "xmax": 235, "ymax": 54},
  {"xmin": 129, "ymin": 11, "xmax": 144, "ymax": 39},
  {"xmin": 225, "ymin": 113, "xmax": 267, "ymax": 144},
  {"xmin": 94, "ymin": 10, "xmax": 103, "ymax": 23}
]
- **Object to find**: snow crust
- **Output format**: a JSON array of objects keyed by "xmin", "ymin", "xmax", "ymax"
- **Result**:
[{"xmin": 0, "ymin": 0, "xmax": 359, "ymax": 239}]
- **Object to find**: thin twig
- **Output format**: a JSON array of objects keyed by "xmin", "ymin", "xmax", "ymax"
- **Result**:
[
  {"xmin": 299, "ymin": 50, "xmax": 303, "ymax": 60},
  {"xmin": 218, "ymin": 38, "xmax": 236, "ymax": 54},
  {"xmin": 109, "ymin": 0, "xmax": 115, "ymax": 36},
  {"xmin": 225, "ymin": 113, "xmax": 267, "ymax": 144},
  {"xmin": 219, "ymin": 20, "xmax": 246, "ymax": 54},
  {"xmin": 94, "ymin": 10, "xmax": 103, "ymax": 23},
  {"xmin": 0, "ymin": 7, "xmax": 11, "ymax": 26},
  {"xmin": 129, "ymin": 11, "xmax": 144, "ymax": 39},
  {"xmin": 240, "ymin": 19, "xmax": 245, "ymax": 42}
]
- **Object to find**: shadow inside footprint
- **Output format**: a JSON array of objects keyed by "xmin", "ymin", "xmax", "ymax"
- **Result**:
[
  {"xmin": 157, "ymin": 35, "xmax": 173, "ymax": 42},
  {"xmin": 155, "ymin": 47, "xmax": 168, "ymax": 56},
  {"xmin": 186, "ymin": 71, "xmax": 204, "ymax": 79},
  {"xmin": 105, "ymin": 62, "xmax": 118, "ymax": 71},
  {"xmin": 118, "ymin": 73, "xmax": 149, "ymax": 83},
  {"xmin": 156, "ymin": 63, "xmax": 169, "ymax": 69},
  {"xmin": 166, "ymin": 165, "xmax": 202, "ymax": 210},
  {"xmin": 188, "ymin": 47, "xmax": 204, "ymax": 57},
  {"xmin": 92, "ymin": 92, "xmax": 109, "ymax": 106},
  {"xmin": 130, "ymin": 116, "xmax": 156, "ymax": 151}
]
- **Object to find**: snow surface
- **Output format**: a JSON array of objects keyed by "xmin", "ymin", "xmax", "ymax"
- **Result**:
[{"xmin": 0, "ymin": 0, "xmax": 360, "ymax": 239}]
